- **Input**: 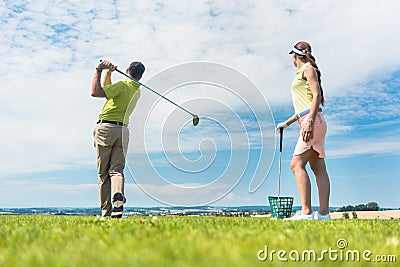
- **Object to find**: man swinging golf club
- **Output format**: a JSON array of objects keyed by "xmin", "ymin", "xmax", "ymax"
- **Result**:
[{"xmin": 91, "ymin": 60, "xmax": 145, "ymax": 218}]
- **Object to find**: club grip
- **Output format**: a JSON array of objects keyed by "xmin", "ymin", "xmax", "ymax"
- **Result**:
[{"xmin": 279, "ymin": 127, "xmax": 283, "ymax": 152}]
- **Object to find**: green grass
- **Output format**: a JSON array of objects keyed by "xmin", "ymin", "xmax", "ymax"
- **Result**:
[{"xmin": 0, "ymin": 215, "xmax": 398, "ymax": 267}]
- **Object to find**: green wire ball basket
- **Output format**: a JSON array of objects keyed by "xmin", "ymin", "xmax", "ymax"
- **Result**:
[{"xmin": 268, "ymin": 196, "xmax": 294, "ymax": 219}]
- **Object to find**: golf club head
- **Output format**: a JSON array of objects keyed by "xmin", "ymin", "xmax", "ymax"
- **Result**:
[{"xmin": 193, "ymin": 115, "xmax": 199, "ymax": 126}]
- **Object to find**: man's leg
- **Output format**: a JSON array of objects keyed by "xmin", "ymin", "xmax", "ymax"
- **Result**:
[
  {"xmin": 109, "ymin": 126, "xmax": 129, "ymax": 217},
  {"xmin": 97, "ymin": 171, "xmax": 111, "ymax": 217},
  {"xmin": 110, "ymin": 145, "xmax": 125, "ymax": 206},
  {"xmin": 94, "ymin": 125, "xmax": 113, "ymax": 217},
  {"xmin": 96, "ymin": 146, "xmax": 112, "ymax": 216}
]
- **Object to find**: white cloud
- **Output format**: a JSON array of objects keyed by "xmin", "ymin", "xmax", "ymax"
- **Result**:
[
  {"xmin": 126, "ymin": 182, "xmax": 237, "ymax": 206},
  {"xmin": 0, "ymin": 0, "xmax": 399, "ymax": 185},
  {"xmin": 0, "ymin": 178, "xmax": 98, "ymax": 207},
  {"xmin": 327, "ymin": 131, "xmax": 400, "ymax": 158}
]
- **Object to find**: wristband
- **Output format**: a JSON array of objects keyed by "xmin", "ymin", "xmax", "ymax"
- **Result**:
[{"xmin": 96, "ymin": 67, "xmax": 103, "ymax": 72}]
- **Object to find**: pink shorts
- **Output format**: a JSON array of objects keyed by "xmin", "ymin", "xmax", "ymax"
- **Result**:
[{"xmin": 293, "ymin": 112, "xmax": 327, "ymax": 158}]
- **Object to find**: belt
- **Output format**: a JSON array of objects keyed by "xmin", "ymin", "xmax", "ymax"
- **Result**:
[{"xmin": 97, "ymin": 120, "xmax": 128, "ymax": 127}]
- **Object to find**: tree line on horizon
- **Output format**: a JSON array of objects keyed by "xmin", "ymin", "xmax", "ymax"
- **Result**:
[{"xmin": 337, "ymin": 202, "xmax": 379, "ymax": 212}]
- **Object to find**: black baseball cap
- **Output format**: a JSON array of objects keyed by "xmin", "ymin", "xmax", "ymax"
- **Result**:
[{"xmin": 129, "ymin": 61, "xmax": 145, "ymax": 77}]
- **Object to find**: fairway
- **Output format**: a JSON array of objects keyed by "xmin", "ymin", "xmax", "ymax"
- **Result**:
[{"xmin": 0, "ymin": 216, "xmax": 398, "ymax": 266}]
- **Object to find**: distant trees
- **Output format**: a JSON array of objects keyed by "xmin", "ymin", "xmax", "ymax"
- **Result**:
[
  {"xmin": 352, "ymin": 211, "xmax": 358, "ymax": 219},
  {"xmin": 337, "ymin": 202, "xmax": 379, "ymax": 212},
  {"xmin": 342, "ymin": 211, "xmax": 359, "ymax": 219}
]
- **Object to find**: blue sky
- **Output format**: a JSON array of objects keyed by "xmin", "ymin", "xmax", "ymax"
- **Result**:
[{"xmin": 0, "ymin": 0, "xmax": 399, "ymax": 208}]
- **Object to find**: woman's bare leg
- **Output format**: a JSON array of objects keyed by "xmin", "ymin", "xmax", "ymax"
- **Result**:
[
  {"xmin": 309, "ymin": 150, "xmax": 330, "ymax": 214},
  {"xmin": 290, "ymin": 149, "xmax": 314, "ymax": 215}
]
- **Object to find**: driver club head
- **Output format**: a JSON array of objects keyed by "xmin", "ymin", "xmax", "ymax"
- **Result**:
[{"xmin": 193, "ymin": 115, "xmax": 199, "ymax": 126}]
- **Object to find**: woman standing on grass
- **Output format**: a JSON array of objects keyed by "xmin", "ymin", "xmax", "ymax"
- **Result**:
[{"xmin": 276, "ymin": 41, "xmax": 331, "ymax": 220}]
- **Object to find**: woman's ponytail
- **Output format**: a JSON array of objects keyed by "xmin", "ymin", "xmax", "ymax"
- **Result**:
[
  {"xmin": 305, "ymin": 51, "xmax": 324, "ymax": 105},
  {"xmin": 296, "ymin": 42, "xmax": 325, "ymax": 105}
]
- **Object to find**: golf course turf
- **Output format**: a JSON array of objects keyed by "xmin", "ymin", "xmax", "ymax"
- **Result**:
[{"xmin": 0, "ymin": 215, "xmax": 398, "ymax": 266}]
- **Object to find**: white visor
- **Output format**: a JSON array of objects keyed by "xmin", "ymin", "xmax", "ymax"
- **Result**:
[{"xmin": 289, "ymin": 47, "xmax": 306, "ymax": 56}]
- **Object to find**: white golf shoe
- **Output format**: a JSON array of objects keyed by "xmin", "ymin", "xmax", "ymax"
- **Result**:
[
  {"xmin": 284, "ymin": 210, "xmax": 314, "ymax": 220},
  {"xmin": 313, "ymin": 211, "xmax": 331, "ymax": 220}
]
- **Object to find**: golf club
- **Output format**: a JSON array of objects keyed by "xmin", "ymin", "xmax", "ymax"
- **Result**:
[
  {"xmin": 99, "ymin": 60, "xmax": 199, "ymax": 126},
  {"xmin": 277, "ymin": 127, "xmax": 283, "ymax": 197},
  {"xmin": 268, "ymin": 127, "xmax": 294, "ymax": 219}
]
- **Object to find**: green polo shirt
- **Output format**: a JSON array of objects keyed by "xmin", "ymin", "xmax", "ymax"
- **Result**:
[{"xmin": 98, "ymin": 80, "xmax": 141, "ymax": 124}]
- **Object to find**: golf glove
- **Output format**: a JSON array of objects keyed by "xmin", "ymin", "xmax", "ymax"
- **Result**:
[{"xmin": 276, "ymin": 121, "xmax": 288, "ymax": 131}]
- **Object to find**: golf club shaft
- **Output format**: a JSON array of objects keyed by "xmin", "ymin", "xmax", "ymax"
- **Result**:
[
  {"xmin": 113, "ymin": 68, "xmax": 196, "ymax": 117},
  {"xmin": 278, "ymin": 127, "xmax": 283, "ymax": 197}
]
